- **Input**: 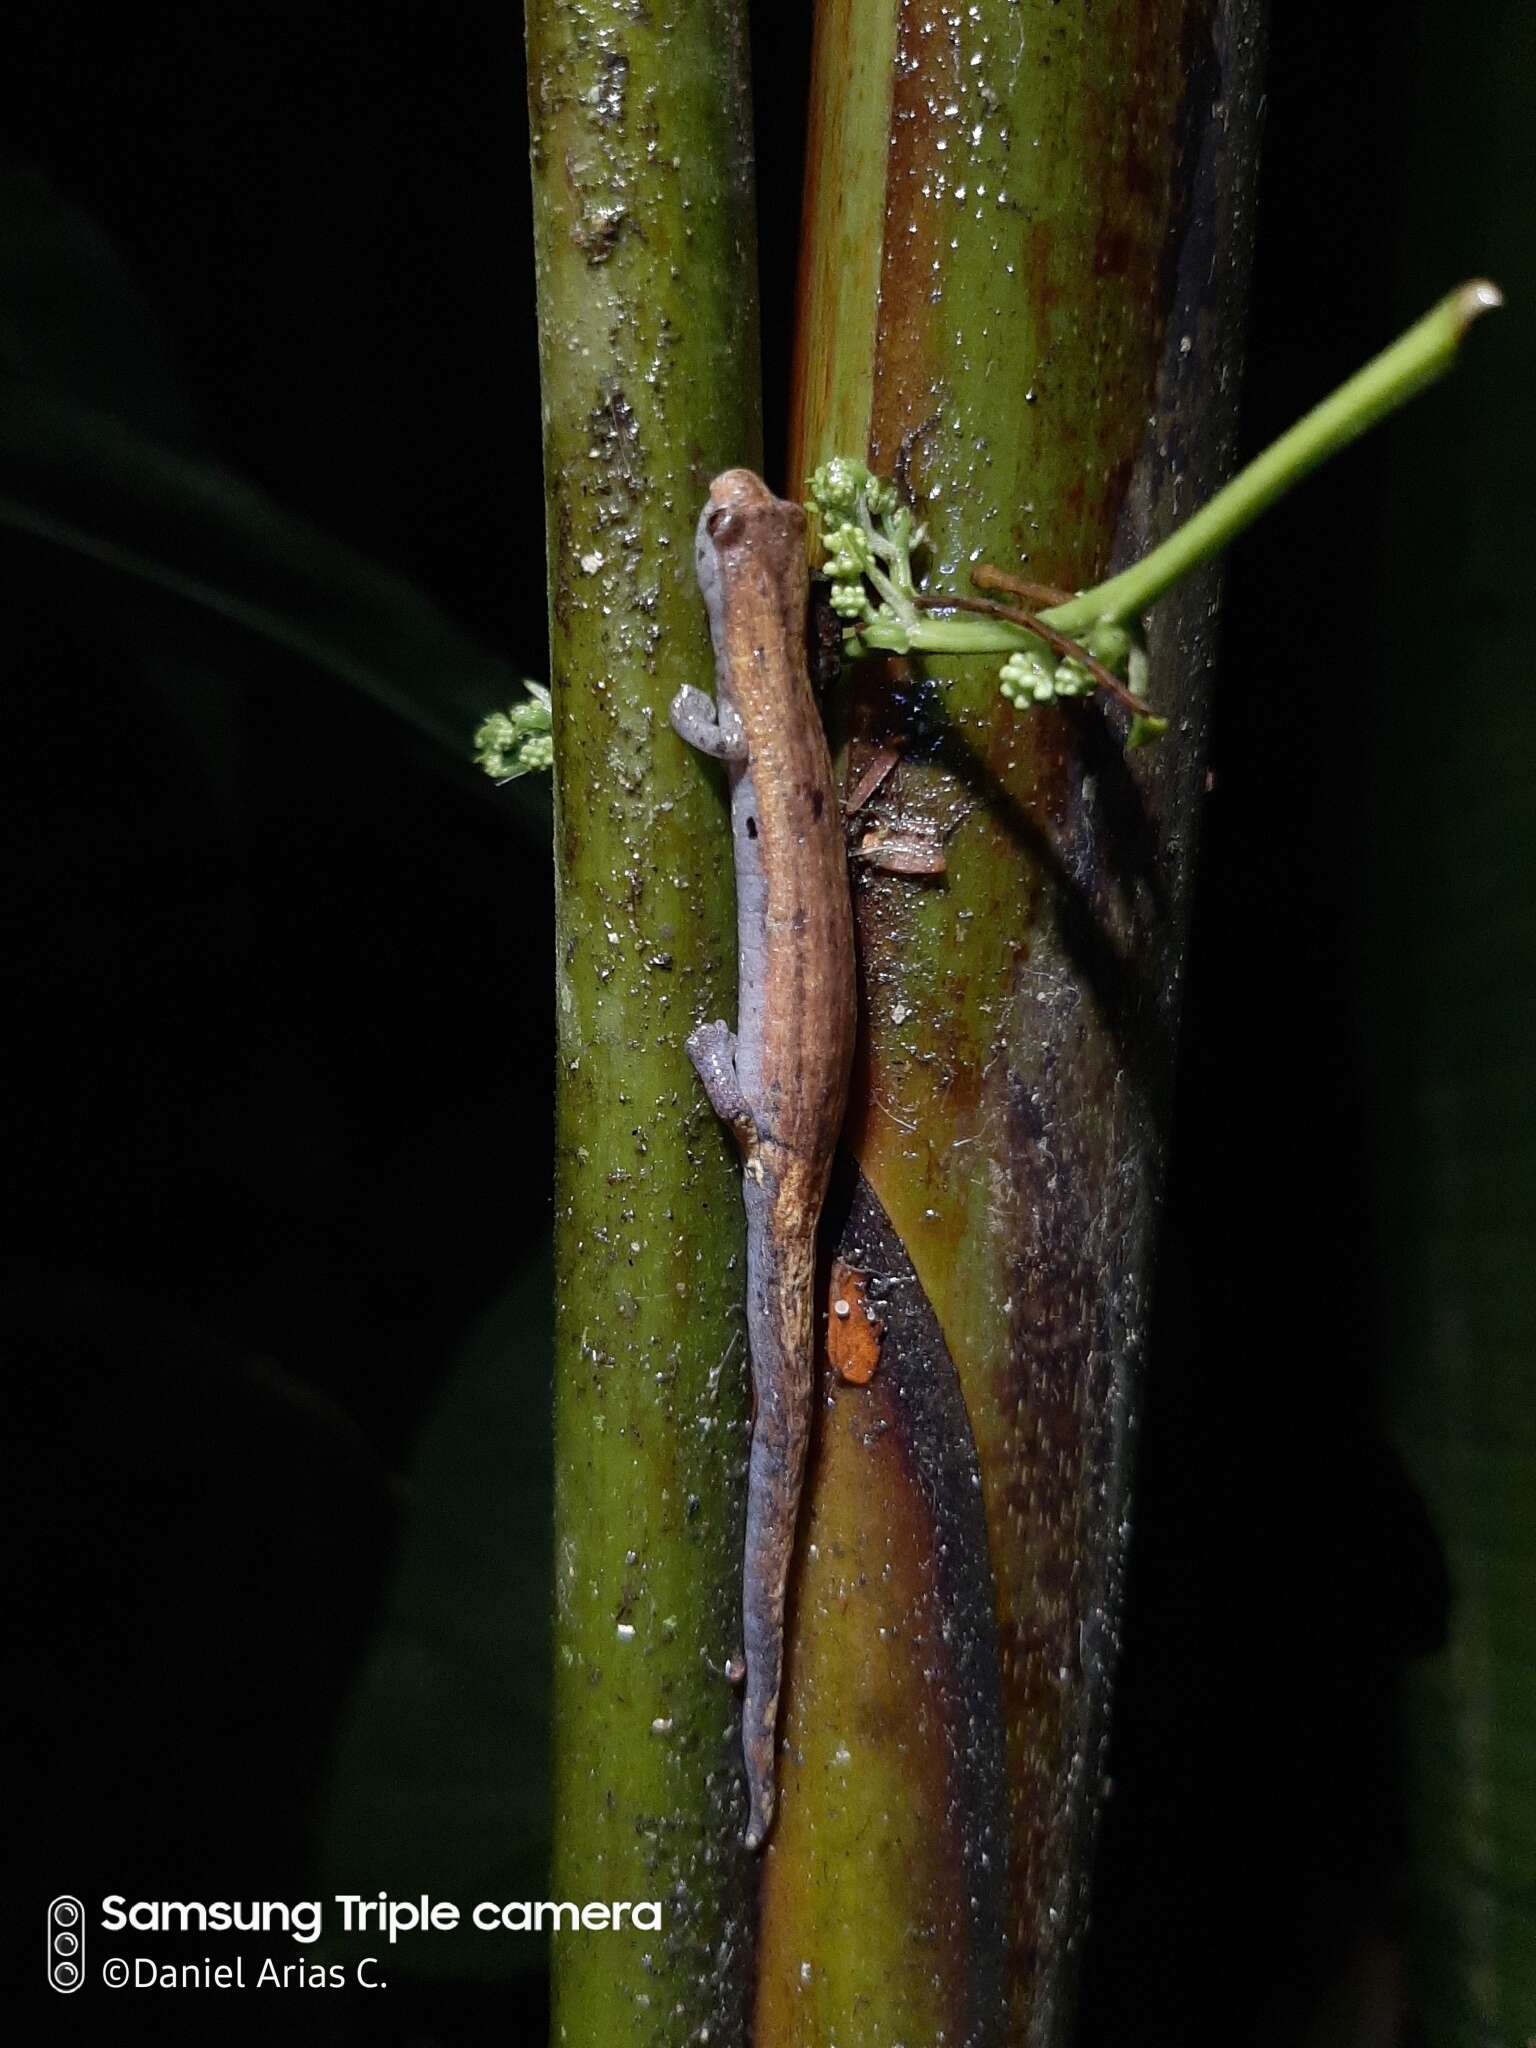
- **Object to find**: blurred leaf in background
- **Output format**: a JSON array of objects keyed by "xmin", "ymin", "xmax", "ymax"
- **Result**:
[
  {"xmin": 1366, "ymin": 1, "xmax": 1536, "ymax": 2039},
  {"xmin": 0, "ymin": 166, "xmax": 547, "ymax": 808},
  {"xmin": 319, "ymin": 1248, "xmax": 554, "ymax": 1983}
]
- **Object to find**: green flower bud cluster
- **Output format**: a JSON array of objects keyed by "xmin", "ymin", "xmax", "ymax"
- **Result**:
[
  {"xmin": 821, "ymin": 521, "xmax": 876, "ymax": 590},
  {"xmin": 996, "ymin": 617, "xmax": 1139, "ymax": 709},
  {"xmin": 806, "ymin": 458, "xmax": 924, "ymax": 642},
  {"xmin": 475, "ymin": 683, "xmax": 554, "ymax": 783},
  {"xmin": 998, "ymin": 650, "xmax": 1094, "ymax": 708},
  {"xmin": 809, "ymin": 456, "xmax": 899, "ymax": 523},
  {"xmin": 804, "ymin": 455, "xmax": 1186, "ymax": 747}
]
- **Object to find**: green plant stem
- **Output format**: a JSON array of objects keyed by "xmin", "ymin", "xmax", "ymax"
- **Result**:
[
  {"xmin": 525, "ymin": 3, "xmax": 761, "ymax": 2043},
  {"xmin": 857, "ymin": 614, "xmax": 1021, "ymax": 655},
  {"xmin": 1045, "ymin": 280, "xmax": 1501, "ymax": 637}
]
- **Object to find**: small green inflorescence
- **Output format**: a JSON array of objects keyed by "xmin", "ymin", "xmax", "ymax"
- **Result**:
[
  {"xmin": 477, "ymin": 285, "xmax": 1498, "ymax": 779},
  {"xmin": 805, "ymin": 282, "xmax": 1498, "ymax": 753},
  {"xmin": 474, "ymin": 683, "xmax": 554, "ymax": 782},
  {"xmin": 806, "ymin": 455, "xmax": 1162, "ymax": 742},
  {"xmin": 808, "ymin": 455, "xmax": 925, "ymax": 633}
]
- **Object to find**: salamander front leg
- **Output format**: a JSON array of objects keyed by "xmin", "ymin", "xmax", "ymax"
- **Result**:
[
  {"xmin": 669, "ymin": 685, "xmax": 747, "ymax": 762},
  {"xmin": 684, "ymin": 1019, "xmax": 752, "ymax": 1132}
]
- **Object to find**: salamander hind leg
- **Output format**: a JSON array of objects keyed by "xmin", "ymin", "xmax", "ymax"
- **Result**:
[
  {"xmin": 685, "ymin": 1020, "xmax": 752, "ymax": 1130},
  {"xmin": 669, "ymin": 684, "xmax": 747, "ymax": 761}
]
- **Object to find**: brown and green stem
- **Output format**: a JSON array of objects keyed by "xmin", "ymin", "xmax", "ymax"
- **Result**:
[{"xmin": 781, "ymin": 2, "xmax": 1271, "ymax": 2042}]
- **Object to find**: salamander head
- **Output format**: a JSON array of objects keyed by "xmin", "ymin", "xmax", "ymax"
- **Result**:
[{"xmin": 695, "ymin": 468, "xmax": 806, "ymax": 595}]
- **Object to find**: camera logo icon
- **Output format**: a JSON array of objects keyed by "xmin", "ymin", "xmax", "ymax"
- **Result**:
[{"xmin": 47, "ymin": 1896, "xmax": 85, "ymax": 1993}]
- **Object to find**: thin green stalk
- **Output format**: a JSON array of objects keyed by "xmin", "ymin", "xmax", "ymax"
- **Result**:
[
  {"xmin": 845, "ymin": 283, "xmax": 1501, "ymax": 689},
  {"xmin": 1046, "ymin": 280, "xmax": 1502, "ymax": 636}
]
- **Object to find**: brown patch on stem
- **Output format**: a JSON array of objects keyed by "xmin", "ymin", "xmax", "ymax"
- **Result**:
[{"xmin": 827, "ymin": 1260, "xmax": 883, "ymax": 1384}]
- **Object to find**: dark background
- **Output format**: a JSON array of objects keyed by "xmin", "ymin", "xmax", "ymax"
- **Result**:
[{"xmin": 2, "ymin": 2, "xmax": 1525, "ymax": 2043}]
